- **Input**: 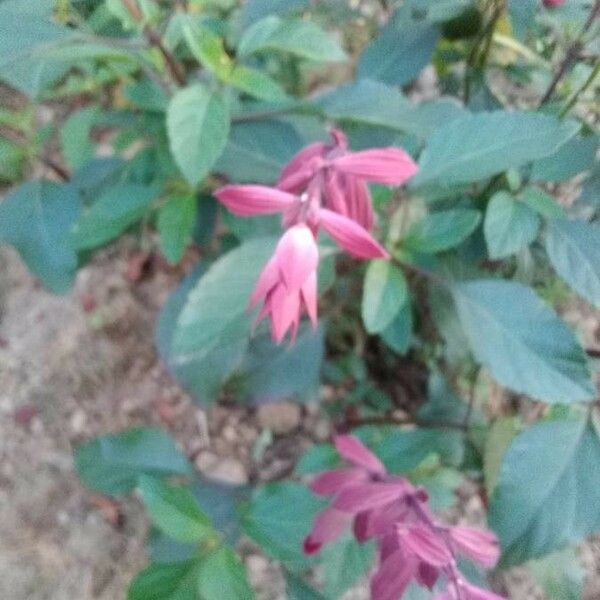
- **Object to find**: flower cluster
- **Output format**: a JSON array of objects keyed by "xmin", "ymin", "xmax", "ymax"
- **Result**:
[
  {"xmin": 304, "ymin": 435, "xmax": 504, "ymax": 600},
  {"xmin": 214, "ymin": 129, "xmax": 417, "ymax": 343}
]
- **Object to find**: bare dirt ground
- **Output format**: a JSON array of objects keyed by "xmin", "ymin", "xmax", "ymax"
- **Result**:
[{"xmin": 1, "ymin": 238, "xmax": 599, "ymax": 600}]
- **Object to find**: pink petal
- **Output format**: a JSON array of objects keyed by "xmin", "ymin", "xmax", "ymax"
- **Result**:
[
  {"xmin": 367, "ymin": 500, "xmax": 411, "ymax": 538},
  {"xmin": 324, "ymin": 171, "xmax": 349, "ymax": 216},
  {"xmin": 333, "ymin": 483, "xmax": 404, "ymax": 514},
  {"xmin": 269, "ymin": 284, "xmax": 301, "ymax": 343},
  {"xmin": 449, "ymin": 526, "xmax": 500, "ymax": 569},
  {"xmin": 276, "ymin": 225, "xmax": 319, "ymax": 292},
  {"xmin": 214, "ymin": 185, "xmax": 297, "ymax": 216},
  {"xmin": 370, "ymin": 549, "xmax": 416, "ymax": 600},
  {"xmin": 249, "ymin": 256, "xmax": 280, "ymax": 307},
  {"xmin": 301, "ymin": 270, "xmax": 318, "ymax": 328},
  {"xmin": 330, "ymin": 128, "xmax": 348, "ymax": 149},
  {"xmin": 332, "ymin": 148, "xmax": 418, "ymax": 185},
  {"xmin": 334, "ymin": 435, "xmax": 386, "ymax": 473},
  {"xmin": 311, "ymin": 468, "xmax": 367, "ymax": 496},
  {"xmin": 303, "ymin": 507, "xmax": 349, "ymax": 554},
  {"xmin": 401, "ymin": 525, "xmax": 453, "ymax": 567},
  {"xmin": 346, "ymin": 177, "xmax": 374, "ymax": 231},
  {"xmin": 278, "ymin": 142, "xmax": 328, "ymax": 188},
  {"xmin": 318, "ymin": 208, "xmax": 389, "ymax": 259},
  {"xmin": 417, "ymin": 562, "xmax": 440, "ymax": 589},
  {"xmin": 352, "ymin": 510, "xmax": 372, "ymax": 542}
]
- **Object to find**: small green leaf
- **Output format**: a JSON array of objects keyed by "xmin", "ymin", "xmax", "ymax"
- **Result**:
[
  {"xmin": 381, "ymin": 301, "xmax": 413, "ymax": 355},
  {"xmin": 70, "ymin": 184, "xmax": 159, "ymax": 250},
  {"xmin": 167, "ymin": 84, "xmax": 229, "ymax": 186},
  {"xmin": 227, "ymin": 66, "xmax": 288, "ymax": 102},
  {"xmin": 484, "ymin": 191, "xmax": 540, "ymax": 259},
  {"xmin": 197, "ymin": 546, "xmax": 255, "ymax": 600},
  {"xmin": 182, "ymin": 19, "xmax": 232, "ymax": 79},
  {"xmin": 238, "ymin": 16, "xmax": 346, "ymax": 62},
  {"xmin": 362, "ymin": 260, "xmax": 408, "ymax": 334},
  {"xmin": 128, "ymin": 559, "xmax": 201, "ymax": 600},
  {"xmin": 451, "ymin": 280, "xmax": 594, "ymax": 403},
  {"xmin": 74, "ymin": 427, "xmax": 193, "ymax": 496},
  {"xmin": 545, "ymin": 219, "xmax": 600, "ymax": 309},
  {"xmin": 138, "ymin": 476, "xmax": 213, "ymax": 544},
  {"xmin": 483, "ymin": 417, "xmax": 521, "ymax": 497},
  {"xmin": 412, "ymin": 112, "xmax": 580, "ymax": 187},
  {"xmin": 296, "ymin": 444, "xmax": 340, "ymax": 475},
  {"xmin": 61, "ymin": 106, "xmax": 99, "ymax": 170},
  {"xmin": 519, "ymin": 187, "xmax": 565, "ymax": 220},
  {"xmin": 158, "ymin": 194, "xmax": 197, "ymax": 264},
  {"xmin": 404, "ymin": 209, "xmax": 481, "ymax": 254}
]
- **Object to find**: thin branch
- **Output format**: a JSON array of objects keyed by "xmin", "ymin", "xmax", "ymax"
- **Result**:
[
  {"xmin": 559, "ymin": 60, "xmax": 600, "ymax": 117},
  {"xmin": 121, "ymin": 0, "xmax": 186, "ymax": 86},
  {"xmin": 539, "ymin": 0, "xmax": 600, "ymax": 106},
  {"xmin": 346, "ymin": 414, "xmax": 469, "ymax": 432}
]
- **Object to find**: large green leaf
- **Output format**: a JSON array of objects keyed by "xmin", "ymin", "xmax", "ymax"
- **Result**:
[
  {"xmin": 404, "ymin": 208, "xmax": 481, "ymax": 254},
  {"xmin": 362, "ymin": 260, "xmax": 408, "ymax": 334},
  {"xmin": 216, "ymin": 119, "xmax": 304, "ymax": 183},
  {"xmin": 489, "ymin": 417, "xmax": 600, "ymax": 566},
  {"xmin": 167, "ymin": 84, "xmax": 229, "ymax": 185},
  {"xmin": 484, "ymin": 191, "xmax": 540, "ymax": 259},
  {"xmin": 240, "ymin": 482, "xmax": 326, "ymax": 566},
  {"xmin": 227, "ymin": 66, "xmax": 288, "ymax": 102},
  {"xmin": 545, "ymin": 219, "xmax": 600, "ymax": 308},
  {"xmin": 0, "ymin": 181, "xmax": 81, "ymax": 293},
  {"xmin": 138, "ymin": 476, "xmax": 213, "ymax": 544},
  {"xmin": 157, "ymin": 194, "xmax": 198, "ymax": 265},
  {"xmin": 74, "ymin": 427, "xmax": 193, "ymax": 496},
  {"xmin": 358, "ymin": 6, "xmax": 439, "ymax": 85},
  {"xmin": 128, "ymin": 560, "xmax": 201, "ymax": 600},
  {"xmin": 530, "ymin": 135, "xmax": 598, "ymax": 183},
  {"xmin": 412, "ymin": 112, "xmax": 580, "ymax": 187},
  {"xmin": 451, "ymin": 280, "xmax": 594, "ymax": 403},
  {"xmin": 70, "ymin": 184, "xmax": 159, "ymax": 250},
  {"xmin": 197, "ymin": 546, "xmax": 255, "ymax": 600}
]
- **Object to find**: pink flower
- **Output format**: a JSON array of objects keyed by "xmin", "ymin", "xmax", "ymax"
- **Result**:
[
  {"xmin": 543, "ymin": 0, "xmax": 565, "ymax": 6},
  {"xmin": 303, "ymin": 435, "xmax": 504, "ymax": 600},
  {"xmin": 250, "ymin": 225, "xmax": 318, "ymax": 343}
]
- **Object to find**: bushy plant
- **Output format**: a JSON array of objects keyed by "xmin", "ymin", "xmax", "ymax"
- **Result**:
[{"xmin": 1, "ymin": 0, "xmax": 599, "ymax": 598}]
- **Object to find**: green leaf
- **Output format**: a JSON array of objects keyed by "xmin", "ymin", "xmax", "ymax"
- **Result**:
[
  {"xmin": 0, "ymin": 137, "xmax": 24, "ymax": 182},
  {"xmin": 358, "ymin": 7, "xmax": 439, "ymax": 85},
  {"xmin": 404, "ymin": 209, "xmax": 481, "ymax": 254},
  {"xmin": 158, "ymin": 195, "xmax": 198, "ymax": 264},
  {"xmin": 519, "ymin": 187, "xmax": 565, "ymax": 220},
  {"xmin": 381, "ymin": 301, "xmax": 413, "ymax": 355},
  {"xmin": 362, "ymin": 260, "xmax": 408, "ymax": 334},
  {"xmin": 530, "ymin": 135, "xmax": 598, "ymax": 182},
  {"xmin": 227, "ymin": 66, "xmax": 288, "ymax": 102},
  {"xmin": 138, "ymin": 476, "xmax": 212, "ymax": 544},
  {"xmin": 296, "ymin": 444, "xmax": 340, "ymax": 475},
  {"xmin": 74, "ymin": 427, "xmax": 193, "ymax": 496},
  {"xmin": 242, "ymin": 325, "xmax": 324, "ymax": 403},
  {"xmin": 70, "ymin": 184, "xmax": 159, "ymax": 250},
  {"xmin": 241, "ymin": 0, "xmax": 309, "ymax": 27},
  {"xmin": 286, "ymin": 573, "xmax": 327, "ymax": 600},
  {"xmin": 451, "ymin": 280, "xmax": 594, "ymax": 403},
  {"xmin": 197, "ymin": 546, "xmax": 255, "ymax": 600},
  {"xmin": 483, "ymin": 416, "xmax": 521, "ymax": 497},
  {"xmin": 61, "ymin": 106, "xmax": 99, "ymax": 171},
  {"xmin": 216, "ymin": 119, "xmax": 304, "ymax": 184},
  {"xmin": 322, "ymin": 533, "xmax": 374, "ymax": 598},
  {"xmin": 167, "ymin": 84, "xmax": 229, "ymax": 186},
  {"xmin": 528, "ymin": 547, "xmax": 584, "ymax": 600},
  {"xmin": 545, "ymin": 219, "xmax": 600, "ymax": 308},
  {"xmin": 238, "ymin": 16, "xmax": 346, "ymax": 62},
  {"xmin": 240, "ymin": 482, "xmax": 326, "ymax": 565},
  {"xmin": 412, "ymin": 112, "xmax": 580, "ymax": 187},
  {"xmin": 128, "ymin": 560, "xmax": 201, "ymax": 600},
  {"xmin": 181, "ymin": 19, "xmax": 231, "ymax": 79},
  {"xmin": 489, "ymin": 417, "xmax": 600, "ymax": 566},
  {"xmin": 484, "ymin": 192, "xmax": 540, "ymax": 259},
  {"xmin": 0, "ymin": 181, "xmax": 81, "ymax": 293}
]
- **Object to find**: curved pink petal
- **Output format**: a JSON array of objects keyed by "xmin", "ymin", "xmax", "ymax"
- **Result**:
[
  {"xmin": 333, "ymin": 483, "xmax": 405, "ymax": 514},
  {"xmin": 449, "ymin": 526, "xmax": 500, "ymax": 568},
  {"xmin": 401, "ymin": 524, "xmax": 453, "ymax": 567},
  {"xmin": 416, "ymin": 562, "xmax": 440, "ymax": 589},
  {"xmin": 324, "ymin": 171, "xmax": 349, "ymax": 216},
  {"xmin": 276, "ymin": 225, "xmax": 319, "ymax": 292},
  {"xmin": 310, "ymin": 468, "xmax": 368, "ymax": 496},
  {"xmin": 301, "ymin": 270, "xmax": 318, "ymax": 328},
  {"xmin": 215, "ymin": 185, "xmax": 297, "ymax": 216},
  {"xmin": 249, "ymin": 256, "xmax": 279, "ymax": 307},
  {"xmin": 346, "ymin": 176, "xmax": 374, "ymax": 230},
  {"xmin": 303, "ymin": 507, "xmax": 350, "ymax": 555},
  {"xmin": 332, "ymin": 148, "xmax": 418, "ymax": 185},
  {"xmin": 330, "ymin": 128, "xmax": 348, "ymax": 149},
  {"xmin": 371, "ymin": 549, "xmax": 416, "ymax": 600},
  {"xmin": 318, "ymin": 208, "xmax": 389, "ymax": 259},
  {"xmin": 269, "ymin": 284, "xmax": 301, "ymax": 343},
  {"xmin": 278, "ymin": 142, "xmax": 328, "ymax": 187},
  {"xmin": 334, "ymin": 435, "xmax": 386, "ymax": 473}
]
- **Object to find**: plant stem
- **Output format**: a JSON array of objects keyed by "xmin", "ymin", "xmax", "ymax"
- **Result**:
[
  {"xmin": 539, "ymin": 0, "xmax": 600, "ymax": 106},
  {"xmin": 559, "ymin": 60, "xmax": 600, "ymax": 117},
  {"xmin": 346, "ymin": 413, "xmax": 468, "ymax": 432},
  {"xmin": 121, "ymin": 0, "xmax": 186, "ymax": 86}
]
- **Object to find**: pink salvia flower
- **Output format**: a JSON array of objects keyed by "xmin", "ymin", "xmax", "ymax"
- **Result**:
[
  {"xmin": 303, "ymin": 435, "xmax": 505, "ymax": 600},
  {"xmin": 214, "ymin": 128, "xmax": 417, "ymax": 343},
  {"xmin": 543, "ymin": 0, "xmax": 565, "ymax": 6}
]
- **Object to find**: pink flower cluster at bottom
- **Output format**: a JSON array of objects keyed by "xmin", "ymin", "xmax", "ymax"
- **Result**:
[
  {"xmin": 214, "ymin": 129, "xmax": 417, "ymax": 343},
  {"xmin": 304, "ymin": 435, "xmax": 505, "ymax": 600}
]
